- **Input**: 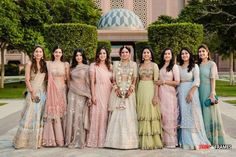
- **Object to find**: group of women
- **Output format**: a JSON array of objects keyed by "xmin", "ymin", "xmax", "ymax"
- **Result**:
[{"xmin": 12, "ymin": 44, "xmax": 225, "ymax": 150}]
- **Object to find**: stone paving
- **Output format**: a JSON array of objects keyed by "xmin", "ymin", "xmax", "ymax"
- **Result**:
[{"xmin": 0, "ymin": 98, "xmax": 236, "ymax": 157}]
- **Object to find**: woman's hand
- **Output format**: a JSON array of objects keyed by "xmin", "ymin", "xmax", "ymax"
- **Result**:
[
  {"xmin": 92, "ymin": 96, "xmax": 97, "ymax": 105},
  {"xmin": 125, "ymin": 86, "xmax": 135, "ymax": 98},
  {"xmin": 152, "ymin": 96, "xmax": 160, "ymax": 106},
  {"xmin": 30, "ymin": 91, "xmax": 36, "ymax": 102},
  {"xmin": 125, "ymin": 89, "xmax": 131, "ymax": 98},
  {"xmin": 156, "ymin": 80, "xmax": 165, "ymax": 86},
  {"xmin": 186, "ymin": 91, "xmax": 193, "ymax": 104},
  {"xmin": 209, "ymin": 93, "xmax": 216, "ymax": 104},
  {"xmin": 115, "ymin": 88, "xmax": 122, "ymax": 98},
  {"xmin": 87, "ymin": 99, "xmax": 92, "ymax": 107}
]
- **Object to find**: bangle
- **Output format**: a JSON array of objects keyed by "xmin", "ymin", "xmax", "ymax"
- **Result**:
[
  {"xmin": 113, "ymin": 84, "xmax": 118, "ymax": 90},
  {"xmin": 130, "ymin": 84, "xmax": 135, "ymax": 90},
  {"xmin": 211, "ymin": 92, "xmax": 216, "ymax": 95}
]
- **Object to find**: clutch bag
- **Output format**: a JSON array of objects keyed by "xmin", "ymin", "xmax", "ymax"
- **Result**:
[{"xmin": 204, "ymin": 95, "xmax": 218, "ymax": 107}]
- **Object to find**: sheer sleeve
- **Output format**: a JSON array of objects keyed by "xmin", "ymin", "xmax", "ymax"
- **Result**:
[
  {"xmin": 133, "ymin": 62, "xmax": 138, "ymax": 78},
  {"xmin": 192, "ymin": 64, "xmax": 200, "ymax": 87},
  {"xmin": 86, "ymin": 66, "xmax": 91, "ymax": 91},
  {"xmin": 112, "ymin": 61, "xmax": 118, "ymax": 82},
  {"xmin": 153, "ymin": 63, "xmax": 159, "ymax": 82},
  {"xmin": 210, "ymin": 61, "xmax": 219, "ymax": 79},
  {"xmin": 173, "ymin": 64, "xmax": 180, "ymax": 81},
  {"xmin": 64, "ymin": 62, "xmax": 70, "ymax": 81},
  {"xmin": 89, "ymin": 63, "xmax": 96, "ymax": 83}
]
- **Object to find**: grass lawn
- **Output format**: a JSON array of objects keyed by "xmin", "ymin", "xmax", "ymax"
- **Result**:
[
  {"xmin": 0, "ymin": 80, "xmax": 235, "ymax": 99},
  {"xmin": 0, "ymin": 82, "xmax": 25, "ymax": 99},
  {"xmin": 223, "ymin": 100, "xmax": 236, "ymax": 105},
  {"xmin": 0, "ymin": 103, "xmax": 7, "ymax": 106},
  {"xmin": 216, "ymin": 80, "xmax": 236, "ymax": 97}
]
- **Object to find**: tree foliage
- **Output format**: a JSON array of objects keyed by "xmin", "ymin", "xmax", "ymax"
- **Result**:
[
  {"xmin": 148, "ymin": 23, "xmax": 204, "ymax": 59},
  {"xmin": 46, "ymin": 0, "xmax": 101, "ymax": 26},
  {"xmin": 0, "ymin": 0, "xmax": 23, "ymax": 46},
  {"xmin": 0, "ymin": 0, "xmax": 23, "ymax": 88},
  {"xmin": 0, "ymin": 0, "xmax": 101, "ymax": 88}
]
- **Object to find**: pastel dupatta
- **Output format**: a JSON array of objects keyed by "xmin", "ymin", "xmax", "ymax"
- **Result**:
[{"xmin": 44, "ymin": 67, "xmax": 66, "ymax": 119}]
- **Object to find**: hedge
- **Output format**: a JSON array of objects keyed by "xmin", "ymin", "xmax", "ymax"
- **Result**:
[
  {"xmin": 44, "ymin": 23, "xmax": 97, "ymax": 61},
  {"xmin": 97, "ymin": 40, "xmax": 111, "ymax": 54},
  {"xmin": 135, "ymin": 41, "xmax": 150, "ymax": 63},
  {"xmin": 148, "ymin": 23, "xmax": 204, "ymax": 59}
]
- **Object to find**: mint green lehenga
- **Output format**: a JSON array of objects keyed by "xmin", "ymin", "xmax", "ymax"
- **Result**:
[
  {"xmin": 199, "ymin": 61, "xmax": 225, "ymax": 145},
  {"xmin": 136, "ymin": 62, "xmax": 163, "ymax": 149}
]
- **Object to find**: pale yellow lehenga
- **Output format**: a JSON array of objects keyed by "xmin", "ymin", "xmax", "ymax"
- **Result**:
[{"xmin": 13, "ymin": 71, "xmax": 46, "ymax": 149}]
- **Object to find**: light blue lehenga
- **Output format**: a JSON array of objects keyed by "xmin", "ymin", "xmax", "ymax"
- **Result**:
[
  {"xmin": 178, "ymin": 64, "xmax": 210, "ymax": 149},
  {"xmin": 13, "ymin": 71, "xmax": 46, "ymax": 149},
  {"xmin": 199, "ymin": 61, "xmax": 225, "ymax": 145}
]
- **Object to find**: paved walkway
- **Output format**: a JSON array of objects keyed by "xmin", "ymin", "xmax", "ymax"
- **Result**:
[{"xmin": 0, "ymin": 97, "xmax": 236, "ymax": 157}]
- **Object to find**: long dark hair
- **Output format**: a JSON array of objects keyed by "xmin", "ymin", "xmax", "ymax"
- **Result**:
[
  {"xmin": 159, "ymin": 48, "xmax": 175, "ymax": 72},
  {"xmin": 95, "ymin": 47, "xmax": 111, "ymax": 70},
  {"xmin": 71, "ymin": 48, "xmax": 87, "ymax": 68},
  {"xmin": 178, "ymin": 47, "xmax": 195, "ymax": 72},
  {"xmin": 31, "ymin": 45, "xmax": 47, "ymax": 74},
  {"xmin": 51, "ymin": 45, "xmax": 64, "ymax": 61},
  {"xmin": 197, "ymin": 44, "xmax": 211, "ymax": 64},
  {"xmin": 140, "ymin": 46, "xmax": 155, "ymax": 64},
  {"xmin": 119, "ymin": 46, "xmax": 131, "ymax": 55}
]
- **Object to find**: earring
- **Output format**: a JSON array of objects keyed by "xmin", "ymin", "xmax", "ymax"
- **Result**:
[{"xmin": 142, "ymin": 58, "xmax": 144, "ymax": 61}]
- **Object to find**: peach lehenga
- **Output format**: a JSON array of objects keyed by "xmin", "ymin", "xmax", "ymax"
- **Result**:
[{"xmin": 42, "ymin": 61, "xmax": 68, "ymax": 147}]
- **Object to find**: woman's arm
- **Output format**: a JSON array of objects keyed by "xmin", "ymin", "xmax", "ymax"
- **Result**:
[
  {"xmin": 89, "ymin": 64, "xmax": 96, "ymax": 105},
  {"xmin": 25, "ymin": 62, "xmax": 36, "ymax": 100},
  {"xmin": 209, "ymin": 62, "xmax": 218, "ymax": 102},
  {"xmin": 65, "ymin": 62, "xmax": 70, "ymax": 87},
  {"xmin": 186, "ymin": 64, "xmax": 200, "ymax": 103},
  {"xmin": 157, "ymin": 65, "xmax": 180, "ymax": 87}
]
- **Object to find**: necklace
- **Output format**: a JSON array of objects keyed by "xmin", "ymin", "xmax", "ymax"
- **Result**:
[{"xmin": 116, "ymin": 61, "xmax": 133, "ymax": 109}]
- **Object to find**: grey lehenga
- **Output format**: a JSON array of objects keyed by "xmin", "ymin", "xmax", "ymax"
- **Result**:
[
  {"xmin": 65, "ymin": 64, "xmax": 91, "ymax": 148},
  {"xmin": 13, "ymin": 71, "xmax": 46, "ymax": 149}
]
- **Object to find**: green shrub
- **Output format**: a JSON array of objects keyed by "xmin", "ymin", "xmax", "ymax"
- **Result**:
[
  {"xmin": 148, "ymin": 23, "xmax": 204, "ymax": 60},
  {"xmin": 135, "ymin": 41, "xmax": 151, "ymax": 63},
  {"xmin": 97, "ymin": 40, "xmax": 111, "ymax": 54},
  {"xmin": 44, "ymin": 23, "xmax": 97, "ymax": 61}
]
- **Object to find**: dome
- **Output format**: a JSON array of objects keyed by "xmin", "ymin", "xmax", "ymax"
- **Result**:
[{"xmin": 98, "ymin": 9, "xmax": 144, "ymax": 29}]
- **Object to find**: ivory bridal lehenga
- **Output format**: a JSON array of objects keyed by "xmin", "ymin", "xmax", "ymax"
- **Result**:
[{"xmin": 104, "ymin": 61, "xmax": 139, "ymax": 149}]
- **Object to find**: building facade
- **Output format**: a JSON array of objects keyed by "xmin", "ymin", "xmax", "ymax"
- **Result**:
[{"xmin": 95, "ymin": 0, "xmax": 235, "ymax": 72}]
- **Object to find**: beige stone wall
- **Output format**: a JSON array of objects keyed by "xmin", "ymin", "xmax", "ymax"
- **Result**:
[{"xmin": 95, "ymin": 0, "xmax": 186, "ymax": 27}]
